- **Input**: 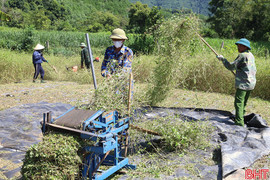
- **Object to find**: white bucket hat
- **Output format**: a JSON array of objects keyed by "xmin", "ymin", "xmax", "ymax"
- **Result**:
[{"xmin": 34, "ymin": 44, "xmax": 45, "ymax": 50}]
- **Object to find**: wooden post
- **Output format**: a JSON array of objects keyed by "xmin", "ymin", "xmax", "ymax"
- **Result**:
[
  {"xmin": 46, "ymin": 41, "xmax": 49, "ymax": 52},
  {"xmin": 220, "ymin": 41, "xmax": 224, "ymax": 50},
  {"xmin": 46, "ymin": 111, "xmax": 52, "ymax": 123},
  {"xmin": 127, "ymin": 73, "xmax": 133, "ymax": 116}
]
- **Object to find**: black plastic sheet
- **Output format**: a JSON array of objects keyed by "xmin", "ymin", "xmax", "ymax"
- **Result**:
[
  {"xmin": 0, "ymin": 102, "xmax": 72, "ymax": 179},
  {"xmin": 133, "ymin": 107, "xmax": 270, "ymax": 178},
  {"xmin": 0, "ymin": 104, "xmax": 269, "ymax": 179}
]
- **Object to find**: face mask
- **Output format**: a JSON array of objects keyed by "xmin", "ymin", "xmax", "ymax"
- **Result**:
[{"xmin": 113, "ymin": 41, "xmax": 123, "ymax": 48}]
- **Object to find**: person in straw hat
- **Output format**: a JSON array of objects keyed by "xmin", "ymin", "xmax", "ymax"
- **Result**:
[
  {"xmin": 32, "ymin": 43, "xmax": 48, "ymax": 83},
  {"xmin": 217, "ymin": 38, "xmax": 256, "ymax": 127},
  {"xmin": 101, "ymin": 28, "xmax": 133, "ymax": 78},
  {"xmin": 80, "ymin": 42, "xmax": 90, "ymax": 69}
]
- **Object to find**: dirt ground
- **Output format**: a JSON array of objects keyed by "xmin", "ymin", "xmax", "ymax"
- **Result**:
[
  {"xmin": 1, "ymin": 80, "xmax": 269, "ymax": 122},
  {"xmin": 0, "ymin": 81, "xmax": 95, "ymax": 111}
]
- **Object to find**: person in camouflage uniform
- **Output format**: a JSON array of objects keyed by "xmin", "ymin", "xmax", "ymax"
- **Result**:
[
  {"xmin": 217, "ymin": 38, "xmax": 256, "ymax": 126},
  {"xmin": 80, "ymin": 43, "xmax": 90, "ymax": 69}
]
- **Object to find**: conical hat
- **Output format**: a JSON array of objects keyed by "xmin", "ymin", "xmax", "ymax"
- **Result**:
[{"xmin": 34, "ymin": 44, "xmax": 45, "ymax": 50}]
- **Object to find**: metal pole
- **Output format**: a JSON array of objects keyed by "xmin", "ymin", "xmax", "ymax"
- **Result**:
[{"xmin": 85, "ymin": 33, "xmax": 97, "ymax": 89}]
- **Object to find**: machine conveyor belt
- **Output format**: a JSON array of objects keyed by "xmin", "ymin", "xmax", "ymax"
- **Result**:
[{"xmin": 54, "ymin": 108, "xmax": 98, "ymax": 129}]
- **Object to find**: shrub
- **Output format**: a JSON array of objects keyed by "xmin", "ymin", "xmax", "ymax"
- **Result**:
[{"xmin": 20, "ymin": 26, "xmax": 37, "ymax": 52}]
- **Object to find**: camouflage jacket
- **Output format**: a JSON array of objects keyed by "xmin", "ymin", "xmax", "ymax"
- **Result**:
[
  {"xmin": 101, "ymin": 45, "xmax": 133, "ymax": 77},
  {"xmin": 81, "ymin": 47, "xmax": 90, "ymax": 66},
  {"xmin": 221, "ymin": 50, "xmax": 256, "ymax": 90}
]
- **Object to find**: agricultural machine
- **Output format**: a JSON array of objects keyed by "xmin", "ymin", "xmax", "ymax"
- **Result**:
[{"xmin": 41, "ymin": 107, "xmax": 136, "ymax": 180}]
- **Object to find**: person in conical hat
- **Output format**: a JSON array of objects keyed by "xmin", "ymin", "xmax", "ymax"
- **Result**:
[
  {"xmin": 217, "ymin": 38, "xmax": 256, "ymax": 127},
  {"xmin": 101, "ymin": 28, "xmax": 133, "ymax": 78},
  {"xmin": 32, "ymin": 43, "xmax": 48, "ymax": 83}
]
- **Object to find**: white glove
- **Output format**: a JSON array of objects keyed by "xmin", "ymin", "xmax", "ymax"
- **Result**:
[{"xmin": 216, "ymin": 55, "xmax": 224, "ymax": 61}]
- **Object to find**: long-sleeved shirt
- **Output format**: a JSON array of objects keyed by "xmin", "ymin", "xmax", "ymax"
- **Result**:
[
  {"xmin": 32, "ymin": 51, "xmax": 47, "ymax": 64},
  {"xmin": 101, "ymin": 45, "xmax": 133, "ymax": 77},
  {"xmin": 81, "ymin": 47, "xmax": 90, "ymax": 66},
  {"xmin": 221, "ymin": 50, "xmax": 256, "ymax": 90}
]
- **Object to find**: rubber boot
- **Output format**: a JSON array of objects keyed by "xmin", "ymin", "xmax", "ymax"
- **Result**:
[{"xmin": 40, "ymin": 80, "xmax": 46, "ymax": 83}]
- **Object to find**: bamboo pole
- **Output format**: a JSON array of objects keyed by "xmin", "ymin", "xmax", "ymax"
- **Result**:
[
  {"xmin": 130, "ymin": 124, "xmax": 161, "ymax": 136},
  {"xmin": 196, "ymin": 33, "xmax": 236, "ymax": 76}
]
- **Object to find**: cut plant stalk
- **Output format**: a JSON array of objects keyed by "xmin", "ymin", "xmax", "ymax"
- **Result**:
[{"xmin": 47, "ymin": 62, "xmax": 58, "ymax": 73}]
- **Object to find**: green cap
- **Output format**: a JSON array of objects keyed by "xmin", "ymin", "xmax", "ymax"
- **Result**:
[{"xmin": 235, "ymin": 38, "xmax": 251, "ymax": 50}]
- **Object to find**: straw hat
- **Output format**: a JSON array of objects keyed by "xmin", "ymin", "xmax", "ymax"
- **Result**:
[
  {"xmin": 110, "ymin": 28, "xmax": 128, "ymax": 40},
  {"xmin": 80, "ymin": 43, "xmax": 86, "ymax": 47},
  {"xmin": 34, "ymin": 44, "xmax": 45, "ymax": 50}
]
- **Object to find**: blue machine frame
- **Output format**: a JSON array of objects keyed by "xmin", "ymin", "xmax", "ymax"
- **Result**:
[{"xmin": 42, "ymin": 108, "xmax": 136, "ymax": 180}]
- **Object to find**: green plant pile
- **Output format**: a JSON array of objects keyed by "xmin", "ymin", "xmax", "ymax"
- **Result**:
[
  {"xmin": 85, "ymin": 72, "xmax": 145, "ymax": 116},
  {"xmin": 21, "ymin": 132, "xmax": 93, "ymax": 180},
  {"xmin": 131, "ymin": 115, "xmax": 214, "ymax": 153},
  {"xmin": 148, "ymin": 14, "xmax": 200, "ymax": 105},
  {"xmin": 152, "ymin": 117, "xmax": 214, "ymax": 152},
  {"xmin": 125, "ymin": 115, "xmax": 215, "ymax": 178}
]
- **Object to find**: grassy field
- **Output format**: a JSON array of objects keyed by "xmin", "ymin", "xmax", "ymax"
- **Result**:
[{"xmin": 0, "ymin": 40, "xmax": 269, "ymax": 100}]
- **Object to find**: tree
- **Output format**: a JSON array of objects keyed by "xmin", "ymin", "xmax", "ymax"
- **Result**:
[
  {"xmin": 5, "ymin": 8, "xmax": 24, "ymax": 28},
  {"xmin": 128, "ymin": 2, "xmax": 163, "ymax": 34},
  {"xmin": 250, "ymin": 0, "xmax": 270, "ymax": 41},
  {"xmin": 23, "ymin": 10, "xmax": 51, "ymax": 30},
  {"xmin": 207, "ymin": 0, "xmax": 270, "ymax": 41},
  {"xmin": 5, "ymin": 0, "xmax": 68, "ymax": 30},
  {"xmin": 128, "ymin": 2, "xmax": 150, "ymax": 34},
  {"xmin": 147, "ymin": 6, "xmax": 163, "ymax": 33},
  {"xmin": 0, "ymin": 10, "xmax": 10, "ymax": 21}
]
